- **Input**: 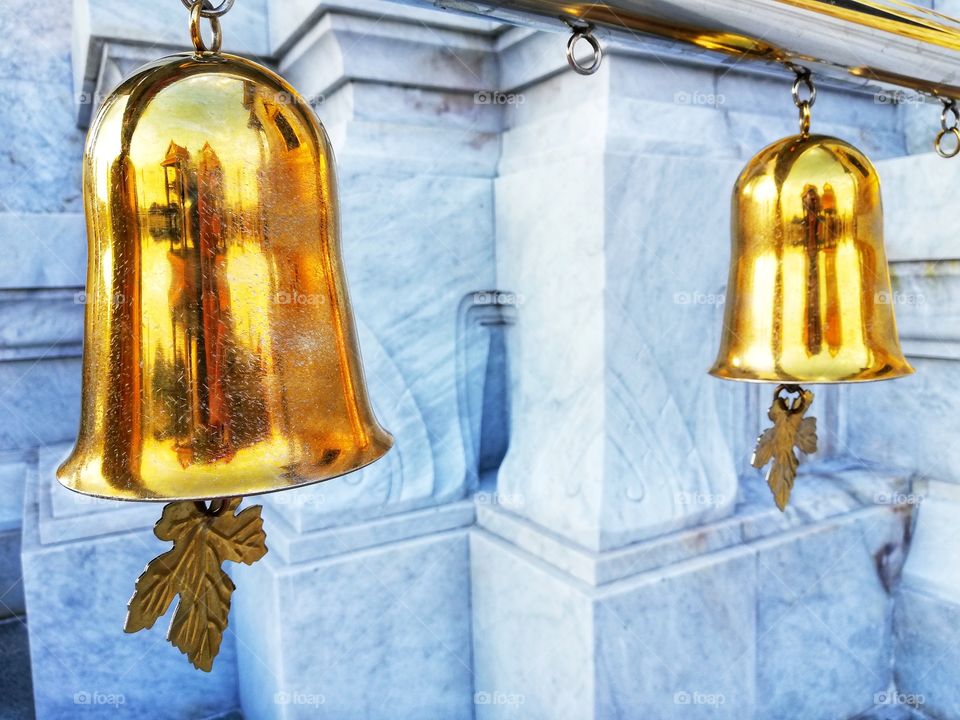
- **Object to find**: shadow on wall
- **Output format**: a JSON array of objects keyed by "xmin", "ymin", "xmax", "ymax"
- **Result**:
[{"xmin": 457, "ymin": 290, "xmax": 517, "ymax": 493}]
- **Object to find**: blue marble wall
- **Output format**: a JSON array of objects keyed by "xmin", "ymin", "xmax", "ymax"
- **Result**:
[{"xmin": 3, "ymin": 1, "xmax": 960, "ymax": 719}]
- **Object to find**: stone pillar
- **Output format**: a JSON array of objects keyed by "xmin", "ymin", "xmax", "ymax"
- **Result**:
[
  {"xmin": 845, "ymin": 151, "xmax": 960, "ymax": 719},
  {"xmin": 473, "ymin": 34, "xmax": 914, "ymax": 719},
  {"xmin": 230, "ymin": 4, "xmax": 500, "ymax": 718}
]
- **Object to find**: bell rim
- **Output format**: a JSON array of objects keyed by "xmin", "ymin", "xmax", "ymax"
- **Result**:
[
  {"xmin": 707, "ymin": 363, "xmax": 914, "ymax": 384},
  {"xmin": 54, "ymin": 432, "xmax": 394, "ymax": 503}
]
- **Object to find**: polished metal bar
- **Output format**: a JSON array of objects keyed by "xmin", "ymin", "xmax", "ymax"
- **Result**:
[{"xmin": 391, "ymin": 0, "xmax": 960, "ymax": 99}]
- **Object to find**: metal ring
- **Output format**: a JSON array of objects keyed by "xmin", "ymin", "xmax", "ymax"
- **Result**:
[
  {"xmin": 190, "ymin": 1, "xmax": 222, "ymax": 54},
  {"xmin": 935, "ymin": 127, "xmax": 960, "ymax": 158},
  {"xmin": 195, "ymin": 498, "xmax": 230, "ymax": 516},
  {"xmin": 791, "ymin": 69, "xmax": 816, "ymax": 109},
  {"xmin": 798, "ymin": 102, "xmax": 812, "ymax": 138},
  {"xmin": 181, "ymin": 0, "xmax": 234, "ymax": 17},
  {"xmin": 773, "ymin": 384, "xmax": 808, "ymax": 415},
  {"xmin": 566, "ymin": 29, "xmax": 603, "ymax": 76},
  {"xmin": 941, "ymin": 100, "xmax": 959, "ymax": 131}
]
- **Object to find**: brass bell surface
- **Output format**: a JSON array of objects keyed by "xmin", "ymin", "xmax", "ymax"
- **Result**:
[
  {"xmin": 57, "ymin": 52, "xmax": 392, "ymax": 501},
  {"xmin": 710, "ymin": 133, "xmax": 913, "ymax": 384}
]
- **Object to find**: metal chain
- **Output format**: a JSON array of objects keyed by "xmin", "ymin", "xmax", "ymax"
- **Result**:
[
  {"xmin": 189, "ymin": 0, "xmax": 223, "ymax": 54},
  {"xmin": 181, "ymin": 0, "xmax": 234, "ymax": 17},
  {"xmin": 790, "ymin": 66, "xmax": 816, "ymax": 138},
  {"xmin": 935, "ymin": 97, "xmax": 960, "ymax": 158}
]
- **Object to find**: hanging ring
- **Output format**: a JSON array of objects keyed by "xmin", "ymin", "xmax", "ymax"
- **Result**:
[
  {"xmin": 181, "ymin": 0, "xmax": 234, "ymax": 17},
  {"xmin": 773, "ymin": 384, "xmax": 809, "ymax": 415},
  {"xmin": 791, "ymin": 67, "xmax": 817, "ymax": 109},
  {"xmin": 566, "ymin": 27, "xmax": 603, "ymax": 76},
  {"xmin": 798, "ymin": 102, "xmax": 812, "ymax": 138},
  {"xmin": 935, "ymin": 98, "xmax": 960, "ymax": 158},
  {"xmin": 789, "ymin": 66, "xmax": 816, "ymax": 137},
  {"xmin": 195, "ymin": 498, "xmax": 228, "ymax": 516},
  {"xmin": 935, "ymin": 127, "xmax": 960, "ymax": 158},
  {"xmin": 190, "ymin": 0, "xmax": 222, "ymax": 54}
]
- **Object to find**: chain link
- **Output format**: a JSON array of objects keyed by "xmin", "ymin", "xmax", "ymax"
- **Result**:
[
  {"xmin": 790, "ymin": 66, "xmax": 816, "ymax": 138},
  {"xmin": 936, "ymin": 98, "xmax": 960, "ymax": 158},
  {"xmin": 181, "ymin": 0, "xmax": 234, "ymax": 18},
  {"xmin": 189, "ymin": 0, "xmax": 222, "ymax": 53}
]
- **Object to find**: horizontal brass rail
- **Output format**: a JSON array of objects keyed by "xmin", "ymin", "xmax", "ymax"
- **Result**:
[{"xmin": 395, "ymin": 0, "xmax": 960, "ymax": 100}]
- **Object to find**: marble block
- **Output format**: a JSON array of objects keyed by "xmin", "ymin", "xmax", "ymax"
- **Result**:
[
  {"xmin": 233, "ymin": 505, "xmax": 474, "ymax": 720},
  {"xmin": 894, "ymin": 588, "xmax": 960, "ymax": 720},
  {"xmin": 0, "ymin": 358, "xmax": 80, "ymax": 453},
  {"xmin": 0, "ymin": 527, "xmax": 24, "ymax": 618},
  {"xmin": 471, "ymin": 470, "xmax": 911, "ymax": 719},
  {"xmin": 21, "ymin": 447, "xmax": 239, "ymax": 719},
  {"xmin": 495, "ymin": 135, "xmax": 743, "ymax": 551}
]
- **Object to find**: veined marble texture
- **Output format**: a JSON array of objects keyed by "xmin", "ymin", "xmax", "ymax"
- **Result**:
[
  {"xmin": 21, "ymin": 448, "xmax": 239, "ymax": 719},
  {"xmin": 8, "ymin": 2, "xmax": 960, "ymax": 718},
  {"xmin": 473, "ymin": 470, "xmax": 912, "ymax": 720},
  {"xmin": 234, "ymin": 524, "xmax": 474, "ymax": 720}
]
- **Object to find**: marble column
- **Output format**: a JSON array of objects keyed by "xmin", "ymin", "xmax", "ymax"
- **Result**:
[
  {"xmin": 844, "ymin": 151, "xmax": 960, "ymax": 720},
  {"xmin": 473, "ymin": 31, "xmax": 916, "ymax": 719},
  {"xmin": 230, "ymin": 4, "xmax": 501, "ymax": 718}
]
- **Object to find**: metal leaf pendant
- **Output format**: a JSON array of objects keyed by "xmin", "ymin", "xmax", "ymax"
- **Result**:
[
  {"xmin": 751, "ymin": 385, "xmax": 818, "ymax": 511},
  {"xmin": 124, "ymin": 498, "xmax": 268, "ymax": 671}
]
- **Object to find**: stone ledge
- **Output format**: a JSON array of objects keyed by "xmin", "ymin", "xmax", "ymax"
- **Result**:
[{"xmin": 476, "ymin": 464, "xmax": 914, "ymax": 587}]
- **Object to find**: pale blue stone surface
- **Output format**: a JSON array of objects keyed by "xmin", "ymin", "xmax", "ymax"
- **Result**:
[
  {"xmin": 472, "ymin": 477, "xmax": 911, "ymax": 719},
  {"xmin": 234, "ymin": 527, "xmax": 474, "ymax": 720},
  {"xmin": 21, "ymin": 451, "xmax": 240, "ymax": 720},
  {"xmin": 894, "ymin": 588, "xmax": 960, "ymax": 720},
  {"xmin": 3, "ymin": 1, "xmax": 960, "ymax": 718}
]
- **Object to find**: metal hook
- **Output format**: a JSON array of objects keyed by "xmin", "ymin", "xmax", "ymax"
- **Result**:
[{"xmin": 565, "ymin": 25, "xmax": 603, "ymax": 76}]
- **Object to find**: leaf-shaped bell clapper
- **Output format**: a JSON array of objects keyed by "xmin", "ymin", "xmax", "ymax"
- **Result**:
[
  {"xmin": 709, "ymin": 68, "xmax": 912, "ymax": 511},
  {"xmin": 55, "ymin": 1, "xmax": 392, "ymax": 670}
]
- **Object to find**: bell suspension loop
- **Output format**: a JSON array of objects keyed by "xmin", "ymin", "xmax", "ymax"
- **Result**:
[
  {"xmin": 188, "ymin": 0, "xmax": 229, "ymax": 54},
  {"xmin": 935, "ymin": 97, "xmax": 960, "ymax": 158},
  {"xmin": 790, "ymin": 65, "xmax": 816, "ymax": 138}
]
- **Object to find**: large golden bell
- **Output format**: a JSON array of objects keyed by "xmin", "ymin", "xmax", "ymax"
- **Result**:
[
  {"xmin": 710, "ymin": 133, "xmax": 913, "ymax": 383},
  {"xmin": 58, "ymin": 52, "xmax": 393, "ymax": 501}
]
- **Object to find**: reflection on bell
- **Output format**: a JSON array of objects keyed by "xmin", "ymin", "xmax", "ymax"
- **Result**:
[
  {"xmin": 57, "ymin": 52, "xmax": 393, "ymax": 501},
  {"xmin": 710, "ymin": 133, "xmax": 913, "ymax": 383}
]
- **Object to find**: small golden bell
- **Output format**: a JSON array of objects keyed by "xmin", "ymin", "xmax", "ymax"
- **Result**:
[
  {"xmin": 710, "ymin": 132, "xmax": 913, "ymax": 383},
  {"xmin": 57, "ymin": 51, "xmax": 392, "ymax": 501},
  {"xmin": 56, "ymin": 2, "xmax": 394, "ymax": 671},
  {"xmin": 710, "ymin": 67, "xmax": 912, "ymax": 512}
]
